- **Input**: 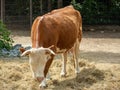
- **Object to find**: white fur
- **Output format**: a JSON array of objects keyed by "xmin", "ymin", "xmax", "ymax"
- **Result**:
[
  {"xmin": 29, "ymin": 48, "xmax": 47, "ymax": 78},
  {"xmin": 60, "ymin": 53, "xmax": 67, "ymax": 77},
  {"xmin": 39, "ymin": 78, "xmax": 46, "ymax": 87},
  {"xmin": 73, "ymin": 38, "xmax": 80, "ymax": 74},
  {"xmin": 21, "ymin": 47, "xmax": 55, "ymax": 87},
  {"xmin": 36, "ymin": 17, "xmax": 44, "ymax": 48},
  {"xmin": 39, "ymin": 73, "xmax": 51, "ymax": 87},
  {"xmin": 60, "ymin": 38, "xmax": 80, "ymax": 76}
]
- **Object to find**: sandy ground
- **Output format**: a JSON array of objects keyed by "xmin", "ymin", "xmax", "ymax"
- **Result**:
[
  {"xmin": 11, "ymin": 28, "xmax": 120, "ymax": 64},
  {"xmin": 0, "ymin": 28, "xmax": 120, "ymax": 90}
]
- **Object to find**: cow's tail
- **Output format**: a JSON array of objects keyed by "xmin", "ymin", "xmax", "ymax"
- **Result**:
[
  {"xmin": 76, "ymin": 10, "xmax": 82, "ymax": 46},
  {"xmin": 78, "ymin": 11, "xmax": 82, "ymax": 43}
]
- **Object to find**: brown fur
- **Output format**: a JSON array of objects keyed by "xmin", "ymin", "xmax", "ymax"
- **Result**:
[
  {"xmin": 19, "ymin": 47, "xmax": 25, "ymax": 53},
  {"xmin": 31, "ymin": 6, "xmax": 82, "ymax": 77},
  {"xmin": 31, "ymin": 6, "xmax": 82, "ymax": 52}
]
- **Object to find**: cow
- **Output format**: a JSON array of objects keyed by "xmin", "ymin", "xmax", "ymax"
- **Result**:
[{"xmin": 20, "ymin": 5, "xmax": 82, "ymax": 88}]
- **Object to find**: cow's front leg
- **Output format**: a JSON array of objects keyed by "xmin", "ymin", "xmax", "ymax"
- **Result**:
[
  {"xmin": 39, "ymin": 78, "xmax": 47, "ymax": 88},
  {"xmin": 39, "ymin": 71, "xmax": 51, "ymax": 88},
  {"xmin": 46, "ymin": 71, "xmax": 51, "ymax": 80},
  {"xmin": 60, "ymin": 53, "xmax": 67, "ymax": 77}
]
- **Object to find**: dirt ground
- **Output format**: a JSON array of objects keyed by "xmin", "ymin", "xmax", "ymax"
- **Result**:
[{"xmin": 0, "ymin": 27, "xmax": 120, "ymax": 90}]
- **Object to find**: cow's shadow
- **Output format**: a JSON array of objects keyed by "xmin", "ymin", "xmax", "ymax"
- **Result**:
[{"xmin": 51, "ymin": 67, "xmax": 105, "ymax": 90}]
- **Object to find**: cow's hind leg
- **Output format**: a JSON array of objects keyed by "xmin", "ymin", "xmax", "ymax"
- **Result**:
[
  {"xmin": 60, "ymin": 52, "xmax": 67, "ymax": 77},
  {"xmin": 73, "ymin": 39, "xmax": 80, "ymax": 74}
]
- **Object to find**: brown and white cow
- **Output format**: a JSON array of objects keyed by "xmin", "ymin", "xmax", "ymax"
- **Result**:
[{"xmin": 21, "ymin": 5, "xmax": 82, "ymax": 87}]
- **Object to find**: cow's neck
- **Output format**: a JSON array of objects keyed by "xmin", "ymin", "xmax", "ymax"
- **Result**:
[{"xmin": 35, "ymin": 17, "xmax": 44, "ymax": 48}]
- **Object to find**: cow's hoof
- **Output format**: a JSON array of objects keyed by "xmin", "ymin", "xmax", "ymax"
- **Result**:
[
  {"xmin": 39, "ymin": 84, "xmax": 47, "ymax": 88},
  {"xmin": 39, "ymin": 79, "xmax": 47, "ymax": 88},
  {"xmin": 75, "ymin": 69, "xmax": 80, "ymax": 74},
  {"xmin": 60, "ymin": 72, "xmax": 66, "ymax": 77}
]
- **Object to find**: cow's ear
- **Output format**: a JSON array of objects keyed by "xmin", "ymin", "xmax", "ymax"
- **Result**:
[
  {"xmin": 45, "ymin": 48, "xmax": 55, "ymax": 55},
  {"xmin": 21, "ymin": 50, "xmax": 31, "ymax": 56}
]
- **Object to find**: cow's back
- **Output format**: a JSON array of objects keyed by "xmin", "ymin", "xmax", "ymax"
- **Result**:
[{"xmin": 31, "ymin": 6, "xmax": 82, "ymax": 53}]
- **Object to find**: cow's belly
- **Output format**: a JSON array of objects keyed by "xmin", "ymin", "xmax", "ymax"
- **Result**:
[
  {"xmin": 56, "ymin": 28, "xmax": 77, "ymax": 52},
  {"xmin": 56, "ymin": 47, "xmax": 67, "ymax": 53}
]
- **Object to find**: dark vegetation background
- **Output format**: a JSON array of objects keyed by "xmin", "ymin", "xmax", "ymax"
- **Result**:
[
  {"xmin": 0, "ymin": 0, "xmax": 120, "ymax": 26},
  {"xmin": 0, "ymin": 0, "xmax": 120, "ymax": 50}
]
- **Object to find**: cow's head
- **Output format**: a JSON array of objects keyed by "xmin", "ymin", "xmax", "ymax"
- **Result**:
[{"xmin": 20, "ymin": 47, "xmax": 55, "ymax": 83}]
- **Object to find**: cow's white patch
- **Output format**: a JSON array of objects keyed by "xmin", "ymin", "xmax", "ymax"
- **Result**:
[
  {"xmin": 39, "ymin": 72, "xmax": 50, "ymax": 87},
  {"xmin": 39, "ymin": 78, "xmax": 46, "ymax": 87},
  {"xmin": 75, "ymin": 68, "xmax": 80, "ymax": 74},
  {"xmin": 60, "ymin": 53, "xmax": 67, "ymax": 77},
  {"xmin": 29, "ymin": 48, "xmax": 47, "ymax": 78},
  {"xmin": 36, "ymin": 16, "xmax": 44, "ymax": 48},
  {"xmin": 60, "ymin": 71, "xmax": 66, "ymax": 77},
  {"xmin": 73, "ymin": 38, "xmax": 80, "ymax": 74},
  {"xmin": 22, "ymin": 47, "xmax": 55, "ymax": 87}
]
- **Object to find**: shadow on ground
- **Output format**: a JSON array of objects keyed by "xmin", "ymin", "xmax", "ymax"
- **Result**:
[
  {"xmin": 83, "ymin": 30, "xmax": 120, "ymax": 39},
  {"xmin": 51, "ymin": 67, "xmax": 105, "ymax": 90},
  {"xmin": 81, "ymin": 51, "xmax": 120, "ymax": 64}
]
